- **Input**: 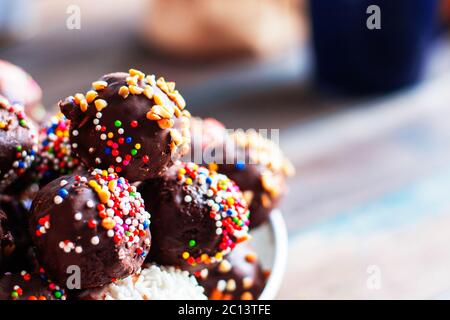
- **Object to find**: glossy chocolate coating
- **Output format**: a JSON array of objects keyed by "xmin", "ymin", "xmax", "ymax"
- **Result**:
[
  {"xmin": 0, "ymin": 195, "xmax": 37, "ymax": 273},
  {"xmin": 59, "ymin": 72, "xmax": 190, "ymax": 182},
  {"xmin": 0, "ymin": 210, "xmax": 9, "ymax": 269},
  {"xmin": 0, "ymin": 271, "xmax": 66, "ymax": 300},
  {"xmin": 29, "ymin": 172, "xmax": 151, "ymax": 288},
  {"xmin": 197, "ymin": 242, "xmax": 266, "ymax": 300},
  {"xmin": 139, "ymin": 162, "xmax": 250, "ymax": 272}
]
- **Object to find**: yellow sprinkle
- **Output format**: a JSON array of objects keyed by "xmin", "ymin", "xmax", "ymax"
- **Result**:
[
  {"xmin": 157, "ymin": 118, "xmax": 174, "ymax": 129},
  {"xmin": 208, "ymin": 163, "xmax": 218, "ymax": 172},
  {"xmin": 143, "ymin": 85, "xmax": 154, "ymax": 100},
  {"xmin": 85, "ymin": 90, "xmax": 98, "ymax": 103},
  {"xmin": 92, "ymin": 81, "xmax": 108, "ymax": 91},
  {"xmin": 107, "ymin": 132, "xmax": 114, "ymax": 139},
  {"xmin": 94, "ymin": 99, "xmax": 108, "ymax": 111},
  {"xmin": 156, "ymin": 77, "xmax": 169, "ymax": 93},
  {"xmin": 201, "ymin": 254, "xmax": 208, "ymax": 262},
  {"xmin": 129, "ymin": 68, "xmax": 145, "ymax": 80},
  {"xmin": 126, "ymin": 76, "xmax": 138, "ymax": 86},
  {"xmin": 182, "ymin": 252, "xmax": 189, "ymax": 259},
  {"xmin": 129, "ymin": 85, "xmax": 144, "ymax": 95},
  {"xmin": 153, "ymin": 93, "xmax": 164, "ymax": 106},
  {"xmin": 101, "ymin": 217, "xmax": 116, "ymax": 230},
  {"xmin": 98, "ymin": 189, "xmax": 110, "ymax": 204},
  {"xmin": 89, "ymin": 180, "xmax": 99, "ymax": 189},
  {"xmin": 80, "ymin": 99, "xmax": 88, "ymax": 112},
  {"xmin": 134, "ymin": 143, "xmax": 141, "ymax": 150},
  {"xmin": 118, "ymin": 86, "xmax": 129, "ymax": 99},
  {"xmin": 146, "ymin": 111, "xmax": 161, "ymax": 121},
  {"xmin": 215, "ymin": 252, "xmax": 223, "ymax": 260},
  {"xmin": 185, "ymin": 178, "xmax": 192, "ymax": 185},
  {"xmin": 74, "ymin": 93, "xmax": 85, "ymax": 105},
  {"xmin": 167, "ymin": 81, "xmax": 176, "ymax": 93},
  {"xmin": 227, "ymin": 198, "xmax": 235, "ymax": 206},
  {"xmin": 168, "ymin": 91, "xmax": 186, "ymax": 110},
  {"xmin": 178, "ymin": 168, "xmax": 186, "ymax": 175},
  {"xmin": 146, "ymin": 74, "xmax": 156, "ymax": 86},
  {"xmin": 108, "ymin": 180, "xmax": 117, "ymax": 193}
]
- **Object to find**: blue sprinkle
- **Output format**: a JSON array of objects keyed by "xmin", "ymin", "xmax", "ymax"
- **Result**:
[
  {"xmin": 125, "ymin": 137, "xmax": 132, "ymax": 144},
  {"xmin": 227, "ymin": 209, "xmax": 233, "ymax": 216},
  {"xmin": 235, "ymin": 162, "xmax": 246, "ymax": 170},
  {"xmin": 104, "ymin": 147, "xmax": 111, "ymax": 155},
  {"xmin": 58, "ymin": 188, "xmax": 69, "ymax": 198},
  {"xmin": 18, "ymin": 162, "xmax": 25, "ymax": 168},
  {"xmin": 143, "ymin": 220, "xmax": 150, "ymax": 229},
  {"xmin": 206, "ymin": 177, "xmax": 212, "ymax": 184}
]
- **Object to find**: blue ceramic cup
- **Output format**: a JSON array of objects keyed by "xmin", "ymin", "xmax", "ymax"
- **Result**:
[{"xmin": 310, "ymin": 0, "xmax": 439, "ymax": 94}]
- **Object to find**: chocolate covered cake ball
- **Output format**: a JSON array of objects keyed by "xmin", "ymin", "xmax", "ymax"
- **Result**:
[
  {"xmin": 0, "ymin": 96, "xmax": 38, "ymax": 191},
  {"xmin": 5, "ymin": 113, "xmax": 84, "ymax": 201},
  {"xmin": 0, "ymin": 60, "xmax": 46, "ymax": 122},
  {"xmin": 34, "ymin": 113, "xmax": 84, "ymax": 186},
  {"xmin": 59, "ymin": 69, "xmax": 191, "ymax": 182},
  {"xmin": 0, "ymin": 269, "xmax": 66, "ymax": 300},
  {"xmin": 209, "ymin": 130, "xmax": 294, "ymax": 228},
  {"xmin": 196, "ymin": 243, "xmax": 266, "ymax": 300},
  {"xmin": 29, "ymin": 169, "xmax": 151, "ymax": 288},
  {"xmin": 139, "ymin": 162, "xmax": 250, "ymax": 272},
  {"xmin": 0, "ymin": 195, "xmax": 37, "ymax": 273}
]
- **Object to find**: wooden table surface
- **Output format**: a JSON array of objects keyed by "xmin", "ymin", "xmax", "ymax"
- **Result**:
[{"xmin": 2, "ymin": 0, "xmax": 450, "ymax": 299}]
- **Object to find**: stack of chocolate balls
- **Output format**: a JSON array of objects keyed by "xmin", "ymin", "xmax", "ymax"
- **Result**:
[{"xmin": 0, "ymin": 64, "xmax": 293, "ymax": 300}]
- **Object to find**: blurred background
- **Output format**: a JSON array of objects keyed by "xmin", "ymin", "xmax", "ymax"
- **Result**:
[{"xmin": 1, "ymin": 0, "xmax": 450, "ymax": 299}]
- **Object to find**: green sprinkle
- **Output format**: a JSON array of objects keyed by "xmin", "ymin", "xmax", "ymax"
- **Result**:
[
  {"xmin": 114, "ymin": 120, "xmax": 122, "ymax": 127},
  {"xmin": 19, "ymin": 119, "xmax": 26, "ymax": 127},
  {"xmin": 11, "ymin": 291, "xmax": 18, "ymax": 299},
  {"xmin": 131, "ymin": 149, "xmax": 137, "ymax": 156},
  {"xmin": 16, "ymin": 145, "xmax": 22, "ymax": 151},
  {"xmin": 189, "ymin": 240, "xmax": 196, "ymax": 247},
  {"xmin": 54, "ymin": 291, "xmax": 62, "ymax": 299}
]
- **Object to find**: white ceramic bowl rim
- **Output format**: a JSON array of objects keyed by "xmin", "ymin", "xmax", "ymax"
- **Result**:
[{"xmin": 258, "ymin": 209, "xmax": 288, "ymax": 300}]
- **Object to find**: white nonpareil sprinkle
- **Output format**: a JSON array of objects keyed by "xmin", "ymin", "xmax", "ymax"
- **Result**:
[{"xmin": 91, "ymin": 264, "xmax": 206, "ymax": 300}]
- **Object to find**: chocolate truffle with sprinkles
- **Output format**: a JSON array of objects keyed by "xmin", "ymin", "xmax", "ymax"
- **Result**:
[
  {"xmin": 29, "ymin": 169, "xmax": 152, "ymax": 288},
  {"xmin": 139, "ymin": 162, "xmax": 250, "ymax": 272},
  {"xmin": 33, "ymin": 113, "xmax": 83, "ymax": 186},
  {"xmin": 208, "ymin": 130, "xmax": 295, "ymax": 228},
  {"xmin": 195, "ymin": 242, "xmax": 266, "ymax": 300},
  {"xmin": 0, "ymin": 96, "xmax": 38, "ymax": 191},
  {"xmin": 0, "ymin": 268, "xmax": 66, "ymax": 300},
  {"xmin": 59, "ymin": 69, "xmax": 191, "ymax": 182}
]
